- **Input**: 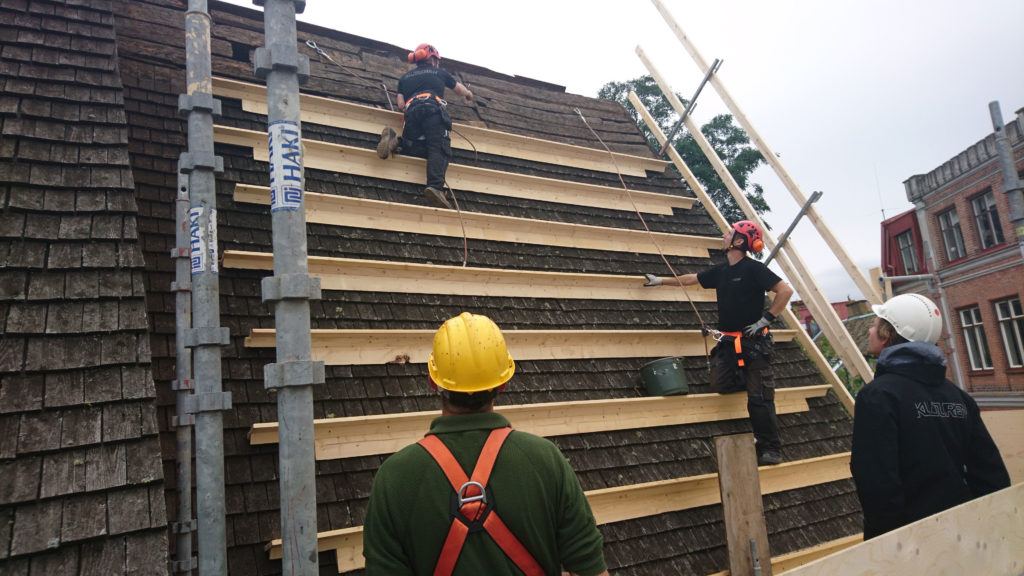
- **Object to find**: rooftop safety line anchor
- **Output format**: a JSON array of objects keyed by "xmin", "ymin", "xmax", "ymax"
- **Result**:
[
  {"xmin": 657, "ymin": 58, "xmax": 722, "ymax": 158},
  {"xmin": 763, "ymin": 189, "xmax": 823, "ymax": 266}
]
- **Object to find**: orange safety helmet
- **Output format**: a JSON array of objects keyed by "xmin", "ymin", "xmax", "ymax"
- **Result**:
[
  {"xmin": 731, "ymin": 220, "xmax": 764, "ymax": 252},
  {"xmin": 408, "ymin": 43, "xmax": 440, "ymax": 64}
]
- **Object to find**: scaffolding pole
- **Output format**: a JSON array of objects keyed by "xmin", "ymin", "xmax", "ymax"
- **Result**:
[
  {"xmin": 650, "ymin": 0, "xmax": 883, "ymax": 306},
  {"xmin": 170, "ymin": 173, "xmax": 197, "ymax": 575},
  {"xmin": 180, "ymin": 1, "xmax": 230, "ymax": 574},
  {"xmin": 252, "ymin": 1, "xmax": 323, "ymax": 575}
]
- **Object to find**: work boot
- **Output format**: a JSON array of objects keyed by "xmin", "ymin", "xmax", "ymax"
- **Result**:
[
  {"xmin": 377, "ymin": 127, "xmax": 398, "ymax": 159},
  {"xmin": 757, "ymin": 450, "xmax": 782, "ymax": 466},
  {"xmin": 424, "ymin": 186, "xmax": 452, "ymax": 210}
]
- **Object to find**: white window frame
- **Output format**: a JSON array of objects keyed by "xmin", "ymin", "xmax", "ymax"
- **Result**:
[
  {"xmin": 971, "ymin": 191, "xmax": 1005, "ymax": 250},
  {"xmin": 937, "ymin": 208, "xmax": 965, "ymax": 262},
  {"xmin": 995, "ymin": 298, "xmax": 1024, "ymax": 368},
  {"xmin": 896, "ymin": 230, "xmax": 919, "ymax": 274},
  {"xmin": 960, "ymin": 306, "xmax": 993, "ymax": 370}
]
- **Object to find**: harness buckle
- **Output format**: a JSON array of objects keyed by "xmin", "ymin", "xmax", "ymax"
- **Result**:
[{"xmin": 449, "ymin": 482, "xmax": 493, "ymax": 533}]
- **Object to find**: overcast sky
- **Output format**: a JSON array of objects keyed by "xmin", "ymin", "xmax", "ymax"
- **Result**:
[{"xmin": 219, "ymin": 0, "xmax": 1024, "ymax": 301}]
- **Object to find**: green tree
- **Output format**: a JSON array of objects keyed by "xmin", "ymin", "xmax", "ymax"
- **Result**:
[{"xmin": 598, "ymin": 75, "xmax": 770, "ymax": 225}]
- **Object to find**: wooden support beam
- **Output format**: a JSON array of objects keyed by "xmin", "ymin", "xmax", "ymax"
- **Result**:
[
  {"xmin": 780, "ymin": 483, "xmax": 1024, "ymax": 576},
  {"xmin": 268, "ymin": 452, "xmax": 853, "ymax": 572},
  {"xmin": 244, "ymin": 328, "xmax": 797, "ymax": 366},
  {"xmin": 627, "ymin": 93, "xmax": 854, "ymax": 414},
  {"xmin": 649, "ymin": 1, "xmax": 883, "ymax": 305},
  {"xmin": 982, "ymin": 409, "xmax": 1024, "ymax": 484},
  {"xmin": 233, "ymin": 184, "xmax": 718, "ymax": 257},
  {"xmin": 223, "ymin": 250, "xmax": 718, "ymax": 302},
  {"xmin": 716, "ymin": 435, "xmax": 772, "ymax": 576},
  {"xmin": 214, "ymin": 125, "xmax": 692, "ymax": 215},
  {"xmin": 637, "ymin": 47, "xmax": 871, "ymax": 399},
  {"xmin": 249, "ymin": 385, "xmax": 831, "ymax": 460},
  {"xmin": 212, "ymin": 76, "xmax": 669, "ymax": 178},
  {"xmin": 706, "ymin": 534, "xmax": 863, "ymax": 576}
]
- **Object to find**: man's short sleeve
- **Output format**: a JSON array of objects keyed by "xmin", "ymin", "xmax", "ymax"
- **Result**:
[
  {"xmin": 752, "ymin": 261, "xmax": 782, "ymax": 291},
  {"xmin": 697, "ymin": 264, "xmax": 721, "ymax": 289},
  {"xmin": 442, "ymin": 69, "xmax": 457, "ymax": 90}
]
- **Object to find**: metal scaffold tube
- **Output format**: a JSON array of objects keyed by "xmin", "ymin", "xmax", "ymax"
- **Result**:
[
  {"xmin": 180, "ymin": 1, "xmax": 231, "ymax": 574},
  {"xmin": 170, "ymin": 172, "xmax": 197, "ymax": 575},
  {"xmin": 253, "ymin": 1, "xmax": 323, "ymax": 574}
]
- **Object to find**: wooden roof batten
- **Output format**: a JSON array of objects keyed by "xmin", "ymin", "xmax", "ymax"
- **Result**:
[
  {"xmin": 222, "ymin": 250, "xmax": 719, "ymax": 302},
  {"xmin": 212, "ymin": 76, "xmax": 670, "ymax": 177},
  {"xmin": 244, "ymin": 328, "xmax": 798, "ymax": 365},
  {"xmin": 233, "ymin": 184, "xmax": 720, "ymax": 257},
  {"xmin": 214, "ymin": 125, "xmax": 693, "ymax": 215},
  {"xmin": 266, "ymin": 452, "xmax": 855, "ymax": 573},
  {"xmin": 249, "ymin": 385, "xmax": 831, "ymax": 460}
]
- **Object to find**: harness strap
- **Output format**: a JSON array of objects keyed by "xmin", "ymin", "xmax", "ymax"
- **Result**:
[
  {"xmin": 411, "ymin": 91, "xmax": 446, "ymax": 106},
  {"xmin": 720, "ymin": 331, "xmax": 747, "ymax": 367},
  {"xmin": 719, "ymin": 328, "xmax": 769, "ymax": 368},
  {"xmin": 418, "ymin": 428, "xmax": 545, "ymax": 576}
]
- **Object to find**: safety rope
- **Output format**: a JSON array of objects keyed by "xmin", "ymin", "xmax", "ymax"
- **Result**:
[
  {"xmin": 573, "ymin": 107, "xmax": 717, "ymax": 364},
  {"xmin": 306, "ymin": 40, "xmax": 395, "ymax": 111}
]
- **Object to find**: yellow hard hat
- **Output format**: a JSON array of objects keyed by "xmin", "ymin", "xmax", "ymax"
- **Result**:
[{"xmin": 428, "ymin": 312, "xmax": 515, "ymax": 393}]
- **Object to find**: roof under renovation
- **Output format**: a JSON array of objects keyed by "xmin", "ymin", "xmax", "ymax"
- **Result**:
[{"xmin": 1, "ymin": 0, "xmax": 860, "ymax": 574}]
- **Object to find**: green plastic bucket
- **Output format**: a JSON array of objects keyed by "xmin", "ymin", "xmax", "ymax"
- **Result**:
[{"xmin": 640, "ymin": 357, "xmax": 689, "ymax": 396}]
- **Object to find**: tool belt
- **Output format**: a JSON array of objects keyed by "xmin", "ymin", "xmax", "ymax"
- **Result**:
[
  {"xmin": 409, "ymin": 91, "xmax": 447, "ymax": 106},
  {"xmin": 717, "ymin": 328, "xmax": 768, "ymax": 368}
]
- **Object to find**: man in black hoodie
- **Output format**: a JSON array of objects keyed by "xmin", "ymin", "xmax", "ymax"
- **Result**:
[{"xmin": 851, "ymin": 293, "xmax": 1010, "ymax": 539}]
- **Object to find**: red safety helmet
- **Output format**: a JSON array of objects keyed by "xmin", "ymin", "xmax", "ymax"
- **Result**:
[
  {"xmin": 408, "ymin": 43, "xmax": 440, "ymax": 64},
  {"xmin": 731, "ymin": 220, "xmax": 764, "ymax": 252}
]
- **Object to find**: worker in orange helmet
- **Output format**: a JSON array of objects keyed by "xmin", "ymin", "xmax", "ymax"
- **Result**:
[
  {"xmin": 643, "ymin": 220, "xmax": 794, "ymax": 466},
  {"xmin": 377, "ymin": 43, "xmax": 473, "ymax": 211},
  {"xmin": 363, "ymin": 312, "xmax": 609, "ymax": 576}
]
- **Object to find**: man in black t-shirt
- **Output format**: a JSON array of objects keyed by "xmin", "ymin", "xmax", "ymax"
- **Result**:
[
  {"xmin": 377, "ymin": 43, "xmax": 473, "ymax": 210},
  {"xmin": 643, "ymin": 220, "xmax": 794, "ymax": 465}
]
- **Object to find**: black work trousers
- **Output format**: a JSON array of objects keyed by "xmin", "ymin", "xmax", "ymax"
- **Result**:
[
  {"xmin": 709, "ymin": 333, "xmax": 782, "ymax": 452},
  {"xmin": 400, "ymin": 103, "xmax": 452, "ymax": 189}
]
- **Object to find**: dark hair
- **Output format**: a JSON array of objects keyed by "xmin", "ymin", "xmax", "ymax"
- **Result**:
[
  {"xmin": 878, "ymin": 318, "xmax": 909, "ymax": 348},
  {"xmin": 441, "ymin": 388, "xmax": 500, "ymax": 412}
]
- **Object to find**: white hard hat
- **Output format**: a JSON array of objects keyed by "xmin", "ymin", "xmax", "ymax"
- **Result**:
[{"xmin": 871, "ymin": 293, "xmax": 943, "ymax": 345}]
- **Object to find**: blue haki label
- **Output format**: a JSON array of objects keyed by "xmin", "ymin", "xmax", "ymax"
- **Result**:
[
  {"xmin": 189, "ymin": 206, "xmax": 206, "ymax": 275},
  {"xmin": 268, "ymin": 120, "xmax": 303, "ymax": 212}
]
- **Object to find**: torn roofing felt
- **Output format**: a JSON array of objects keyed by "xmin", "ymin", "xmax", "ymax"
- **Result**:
[{"xmin": 2, "ymin": 0, "xmax": 861, "ymax": 574}]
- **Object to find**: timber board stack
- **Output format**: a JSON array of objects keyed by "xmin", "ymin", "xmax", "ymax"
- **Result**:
[{"xmin": 2, "ymin": 0, "xmax": 862, "ymax": 574}]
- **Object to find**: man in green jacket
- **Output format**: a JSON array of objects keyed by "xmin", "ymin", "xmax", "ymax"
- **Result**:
[{"xmin": 363, "ymin": 312, "xmax": 609, "ymax": 576}]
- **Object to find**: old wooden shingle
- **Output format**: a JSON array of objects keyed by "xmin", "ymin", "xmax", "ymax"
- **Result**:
[
  {"xmin": 106, "ymin": 485, "xmax": 149, "ymax": 535},
  {"xmin": 85, "ymin": 442, "xmax": 126, "ymax": 492},
  {"xmin": 0, "ymin": 455, "xmax": 40, "ymax": 505},
  {"xmin": 60, "ymin": 492, "xmax": 107, "ymax": 542},
  {"xmin": 17, "ymin": 410, "xmax": 61, "ymax": 454},
  {"xmin": 60, "ymin": 405, "xmax": 102, "ymax": 448},
  {"xmin": 101, "ymin": 402, "xmax": 139, "ymax": 442},
  {"xmin": 77, "ymin": 536, "xmax": 126, "ymax": 576},
  {"xmin": 4, "ymin": 303, "xmax": 47, "ymax": 334},
  {"xmin": 10, "ymin": 499, "xmax": 61, "ymax": 555},
  {"xmin": 40, "ymin": 449, "xmax": 88, "ymax": 499}
]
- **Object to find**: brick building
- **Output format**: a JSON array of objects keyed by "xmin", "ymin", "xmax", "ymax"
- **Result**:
[{"xmin": 882, "ymin": 107, "xmax": 1024, "ymax": 404}]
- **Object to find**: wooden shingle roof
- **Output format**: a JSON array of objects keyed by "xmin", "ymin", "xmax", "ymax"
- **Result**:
[{"xmin": 0, "ymin": 0, "xmax": 168, "ymax": 572}]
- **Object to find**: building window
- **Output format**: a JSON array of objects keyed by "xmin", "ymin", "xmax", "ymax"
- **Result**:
[
  {"xmin": 896, "ymin": 231, "xmax": 919, "ymax": 274},
  {"xmin": 937, "ymin": 208, "xmax": 965, "ymax": 262},
  {"xmin": 960, "ymin": 307, "xmax": 993, "ymax": 370},
  {"xmin": 995, "ymin": 298, "xmax": 1024, "ymax": 368},
  {"xmin": 971, "ymin": 191, "xmax": 1004, "ymax": 250}
]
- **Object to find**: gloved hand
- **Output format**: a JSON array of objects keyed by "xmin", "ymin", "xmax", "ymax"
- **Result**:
[
  {"xmin": 643, "ymin": 273, "xmax": 662, "ymax": 287},
  {"xmin": 743, "ymin": 311, "xmax": 776, "ymax": 337}
]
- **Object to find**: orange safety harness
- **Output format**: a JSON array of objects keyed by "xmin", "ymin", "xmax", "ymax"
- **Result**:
[
  {"xmin": 410, "ymin": 91, "xmax": 447, "ymax": 107},
  {"xmin": 417, "ymin": 427, "xmax": 545, "ymax": 576}
]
